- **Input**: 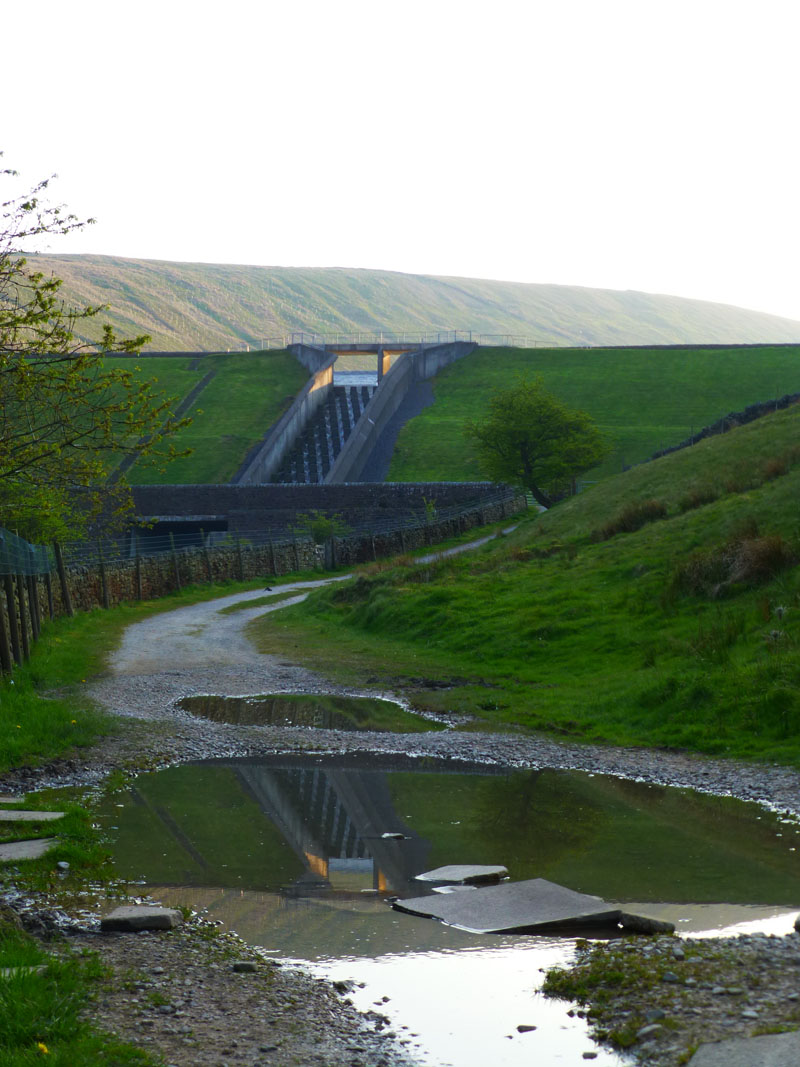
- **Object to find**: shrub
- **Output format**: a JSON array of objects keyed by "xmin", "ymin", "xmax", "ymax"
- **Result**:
[
  {"xmin": 763, "ymin": 456, "xmax": 789, "ymax": 481},
  {"xmin": 293, "ymin": 510, "xmax": 350, "ymax": 544},
  {"xmin": 671, "ymin": 530, "xmax": 796, "ymax": 598},
  {"xmin": 592, "ymin": 499, "xmax": 668, "ymax": 541},
  {"xmin": 678, "ymin": 486, "xmax": 718, "ymax": 513}
]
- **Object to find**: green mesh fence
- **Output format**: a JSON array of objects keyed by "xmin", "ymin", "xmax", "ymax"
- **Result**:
[{"xmin": 0, "ymin": 528, "xmax": 52, "ymax": 576}]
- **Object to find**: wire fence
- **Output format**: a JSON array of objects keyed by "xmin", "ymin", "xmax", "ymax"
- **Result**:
[
  {"xmin": 286, "ymin": 331, "xmax": 558, "ymax": 349},
  {"xmin": 0, "ymin": 528, "xmax": 52, "ymax": 576}
]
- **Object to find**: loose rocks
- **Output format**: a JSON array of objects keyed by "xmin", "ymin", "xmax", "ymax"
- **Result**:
[{"xmin": 545, "ymin": 933, "xmax": 800, "ymax": 1066}]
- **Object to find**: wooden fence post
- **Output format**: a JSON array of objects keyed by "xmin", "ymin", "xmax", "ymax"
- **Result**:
[
  {"xmin": 169, "ymin": 533, "xmax": 182, "ymax": 590},
  {"xmin": 135, "ymin": 552, "xmax": 143, "ymax": 601},
  {"xmin": 269, "ymin": 538, "xmax": 276, "ymax": 577},
  {"xmin": 26, "ymin": 575, "xmax": 40, "ymax": 640},
  {"xmin": 45, "ymin": 571, "xmax": 55, "ymax": 620},
  {"xmin": 15, "ymin": 573, "xmax": 30, "ymax": 661},
  {"xmin": 53, "ymin": 542, "xmax": 74, "ymax": 617},
  {"xmin": 235, "ymin": 535, "xmax": 244, "ymax": 581},
  {"xmin": 3, "ymin": 575, "xmax": 21, "ymax": 665},
  {"xmin": 0, "ymin": 594, "xmax": 12, "ymax": 673},
  {"xmin": 201, "ymin": 530, "xmax": 213, "ymax": 583},
  {"xmin": 97, "ymin": 541, "xmax": 110, "ymax": 609}
]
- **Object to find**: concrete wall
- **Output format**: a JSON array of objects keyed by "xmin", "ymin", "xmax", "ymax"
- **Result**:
[
  {"xmin": 325, "ymin": 341, "xmax": 476, "ymax": 483},
  {"xmin": 326, "ymin": 354, "xmax": 416, "ymax": 482},
  {"xmin": 416, "ymin": 340, "xmax": 476, "ymax": 380},
  {"xmin": 133, "ymin": 482, "xmax": 520, "ymax": 536},
  {"xmin": 290, "ymin": 343, "xmax": 334, "ymax": 374},
  {"xmin": 234, "ymin": 358, "xmax": 335, "ymax": 484}
]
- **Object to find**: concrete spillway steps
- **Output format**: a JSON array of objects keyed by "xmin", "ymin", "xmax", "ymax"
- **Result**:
[{"xmin": 274, "ymin": 384, "xmax": 376, "ymax": 483}]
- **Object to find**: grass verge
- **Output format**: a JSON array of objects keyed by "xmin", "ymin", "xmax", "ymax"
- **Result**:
[
  {"xmin": 387, "ymin": 344, "xmax": 800, "ymax": 483},
  {"xmin": 248, "ymin": 404, "xmax": 800, "ymax": 765}
]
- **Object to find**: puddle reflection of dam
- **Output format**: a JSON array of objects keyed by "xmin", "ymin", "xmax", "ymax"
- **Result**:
[{"xmin": 232, "ymin": 763, "xmax": 430, "ymax": 899}]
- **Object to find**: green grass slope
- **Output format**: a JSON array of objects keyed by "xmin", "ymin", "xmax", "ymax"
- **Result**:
[
  {"xmin": 250, "ymin": 402, "xmax": 800, "ymax": 765},
  {"xmin": 388, "ymin": 345, "xmax": 800, "ymax": 481},
  {"xmin": 26, "ymin": 254, "xmax": 800, "ymax": 350},
  {"xmin": 109, "ymin": 351, "xmax": 307, "ymax": 483}
]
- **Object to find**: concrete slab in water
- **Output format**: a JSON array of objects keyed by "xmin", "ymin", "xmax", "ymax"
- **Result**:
[
  {"xmin": 415, "ymin": 864, "xmax": 508, "ymax": 885},
  {"xmin": 394, "ymin": 877, "xmax": 627, "ymax": 933},
  {"xmin": 0, "ymin": 810, "xmax": 65, "ymax": 822},
  {"xmin": 0, "ymin": 838, "xmax": 58, "ymax": 861},
  {"xmin": 101, "ymin": 906, "xmax": 183, "ymax": 932},
  {"xmin": 689, "ymin": 1029, "xmax": 800, "ymax": 1066}
]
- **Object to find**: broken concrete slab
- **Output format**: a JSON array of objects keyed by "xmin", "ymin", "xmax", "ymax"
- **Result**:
[
  {"xmin": 0, "ymin": 838, "xmax": 58, "ymax": 861},
  {"xmin": 392, "ymin": 877, "xmax": 674, "ymax": 935},
  {"xmin": 100, "ymin": 906, "xmax": 184, "ymax": 933},
  {"xmin": 0, "ymin": 810, "xmax": 65, "ymax": 822},
  {"xmin": 415, "ymin": 864, "xmax": 508, "ymax": 885},
  {"xmin": 688, "ymin": 1028, "xmax": 800, "ymax": 1066}
]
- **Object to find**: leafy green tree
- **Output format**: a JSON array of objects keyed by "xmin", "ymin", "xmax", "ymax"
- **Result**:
[
  {"xmin": 293, "ymin": 510, "xmax": 350, "ymax": 544},
  {"xmin": 465, "ymin": 377, "xmax": 609, "ymax": 508},
  {"xmin": 0, "ymin": 160, "xmax": 189, "ymax": 539}
]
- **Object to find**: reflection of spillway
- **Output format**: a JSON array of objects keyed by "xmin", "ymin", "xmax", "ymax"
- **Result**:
[{"xmin": 234, "ymin": 764, "xmax": 430, "ymax": 899}]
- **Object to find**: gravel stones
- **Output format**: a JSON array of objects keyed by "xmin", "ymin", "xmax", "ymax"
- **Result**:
[
  {"xmin": 63, "ymin": 922, "xmax": 413, "ymax": 1067},
  {"xmin": 548, "ymin": 933, "xmax": 800, "ymax": 1066}
]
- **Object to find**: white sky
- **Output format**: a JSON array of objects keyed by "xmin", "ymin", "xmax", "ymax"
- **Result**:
[{"xmin": 5, "ymin": 0, "xmax": 800, "ymax": 321}]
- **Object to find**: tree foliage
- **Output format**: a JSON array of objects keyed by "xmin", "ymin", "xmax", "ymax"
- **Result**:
[
  {"xmin": 0, "ymin": 160, "xmax": 190, "ymax": 540},
  {"xmin": 465, "ymin": 377, "xmax": 609, "ymax": 508}
]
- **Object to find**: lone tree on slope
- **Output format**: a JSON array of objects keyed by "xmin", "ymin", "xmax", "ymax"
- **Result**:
[{"xmin": 465, "ymin": 377, "xmax": 609, "ymax": 509}]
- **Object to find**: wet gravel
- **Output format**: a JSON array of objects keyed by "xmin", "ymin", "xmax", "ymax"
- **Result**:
[
  {"xmin": 549, "ymin": 932, "xmax": 800, "ymax": 1066},
  {"xmin": 2, "ymin": 577, "xmax": 800, "ymax": 1066}
]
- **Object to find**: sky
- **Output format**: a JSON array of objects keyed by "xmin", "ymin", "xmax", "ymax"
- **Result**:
[{"xmin": 5, "ymin": 0, "xmax": 800, "ymax": 321}]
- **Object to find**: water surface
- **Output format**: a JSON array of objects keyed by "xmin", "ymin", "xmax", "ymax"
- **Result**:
[{"xmin": 98, "ymin": 757, "xmax": 800, "ymax": 1065}]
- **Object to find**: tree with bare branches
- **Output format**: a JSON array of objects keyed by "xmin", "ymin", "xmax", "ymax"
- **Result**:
[{"xmin": 0, "ymin": 159, "xmax": 189, "ymax": 539}]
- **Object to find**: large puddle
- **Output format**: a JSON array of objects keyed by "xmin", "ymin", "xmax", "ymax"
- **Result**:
[
  {"xmin": 98, "ymin": 757, "xmax": 800, "ymax": 1065},
  {"xmin": 178, "ymin": 693, "xmax": 443, "ymax": 733}
]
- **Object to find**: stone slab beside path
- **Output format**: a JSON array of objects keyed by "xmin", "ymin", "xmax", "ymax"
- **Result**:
[
  {"xmin": 0, "ymin": 838, "xmax": 58, "ymax": 861},
  {"xmin": 393, "ymin": 877, "xmax": 674, "ymax": 934},
  {"xmin": 101, "ymin": 906, "xmax": 184, "ymax": 932},
  {"xmin": 0, "ymin": 810, "xmax": 65, "ymax": 822},
  {"xmin": 689, "ymin": 1028, "xmax": 800, "ymax": 1066}
]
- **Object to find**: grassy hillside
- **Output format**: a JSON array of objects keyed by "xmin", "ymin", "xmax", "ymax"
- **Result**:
[
  {"xmin": 248, "ymin": 402, "xmax": 800, "ymax": 765},
  {"xmin": 388, "ymin": 345, "xmax": 800, "ymax": 481},
  {"xmin": 109, "ymin": 351, "xmax": 307, "ymax": 483},
  {"xmin": 26, "ymin": 253, "xmax": 800, "ymax": 350}
]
